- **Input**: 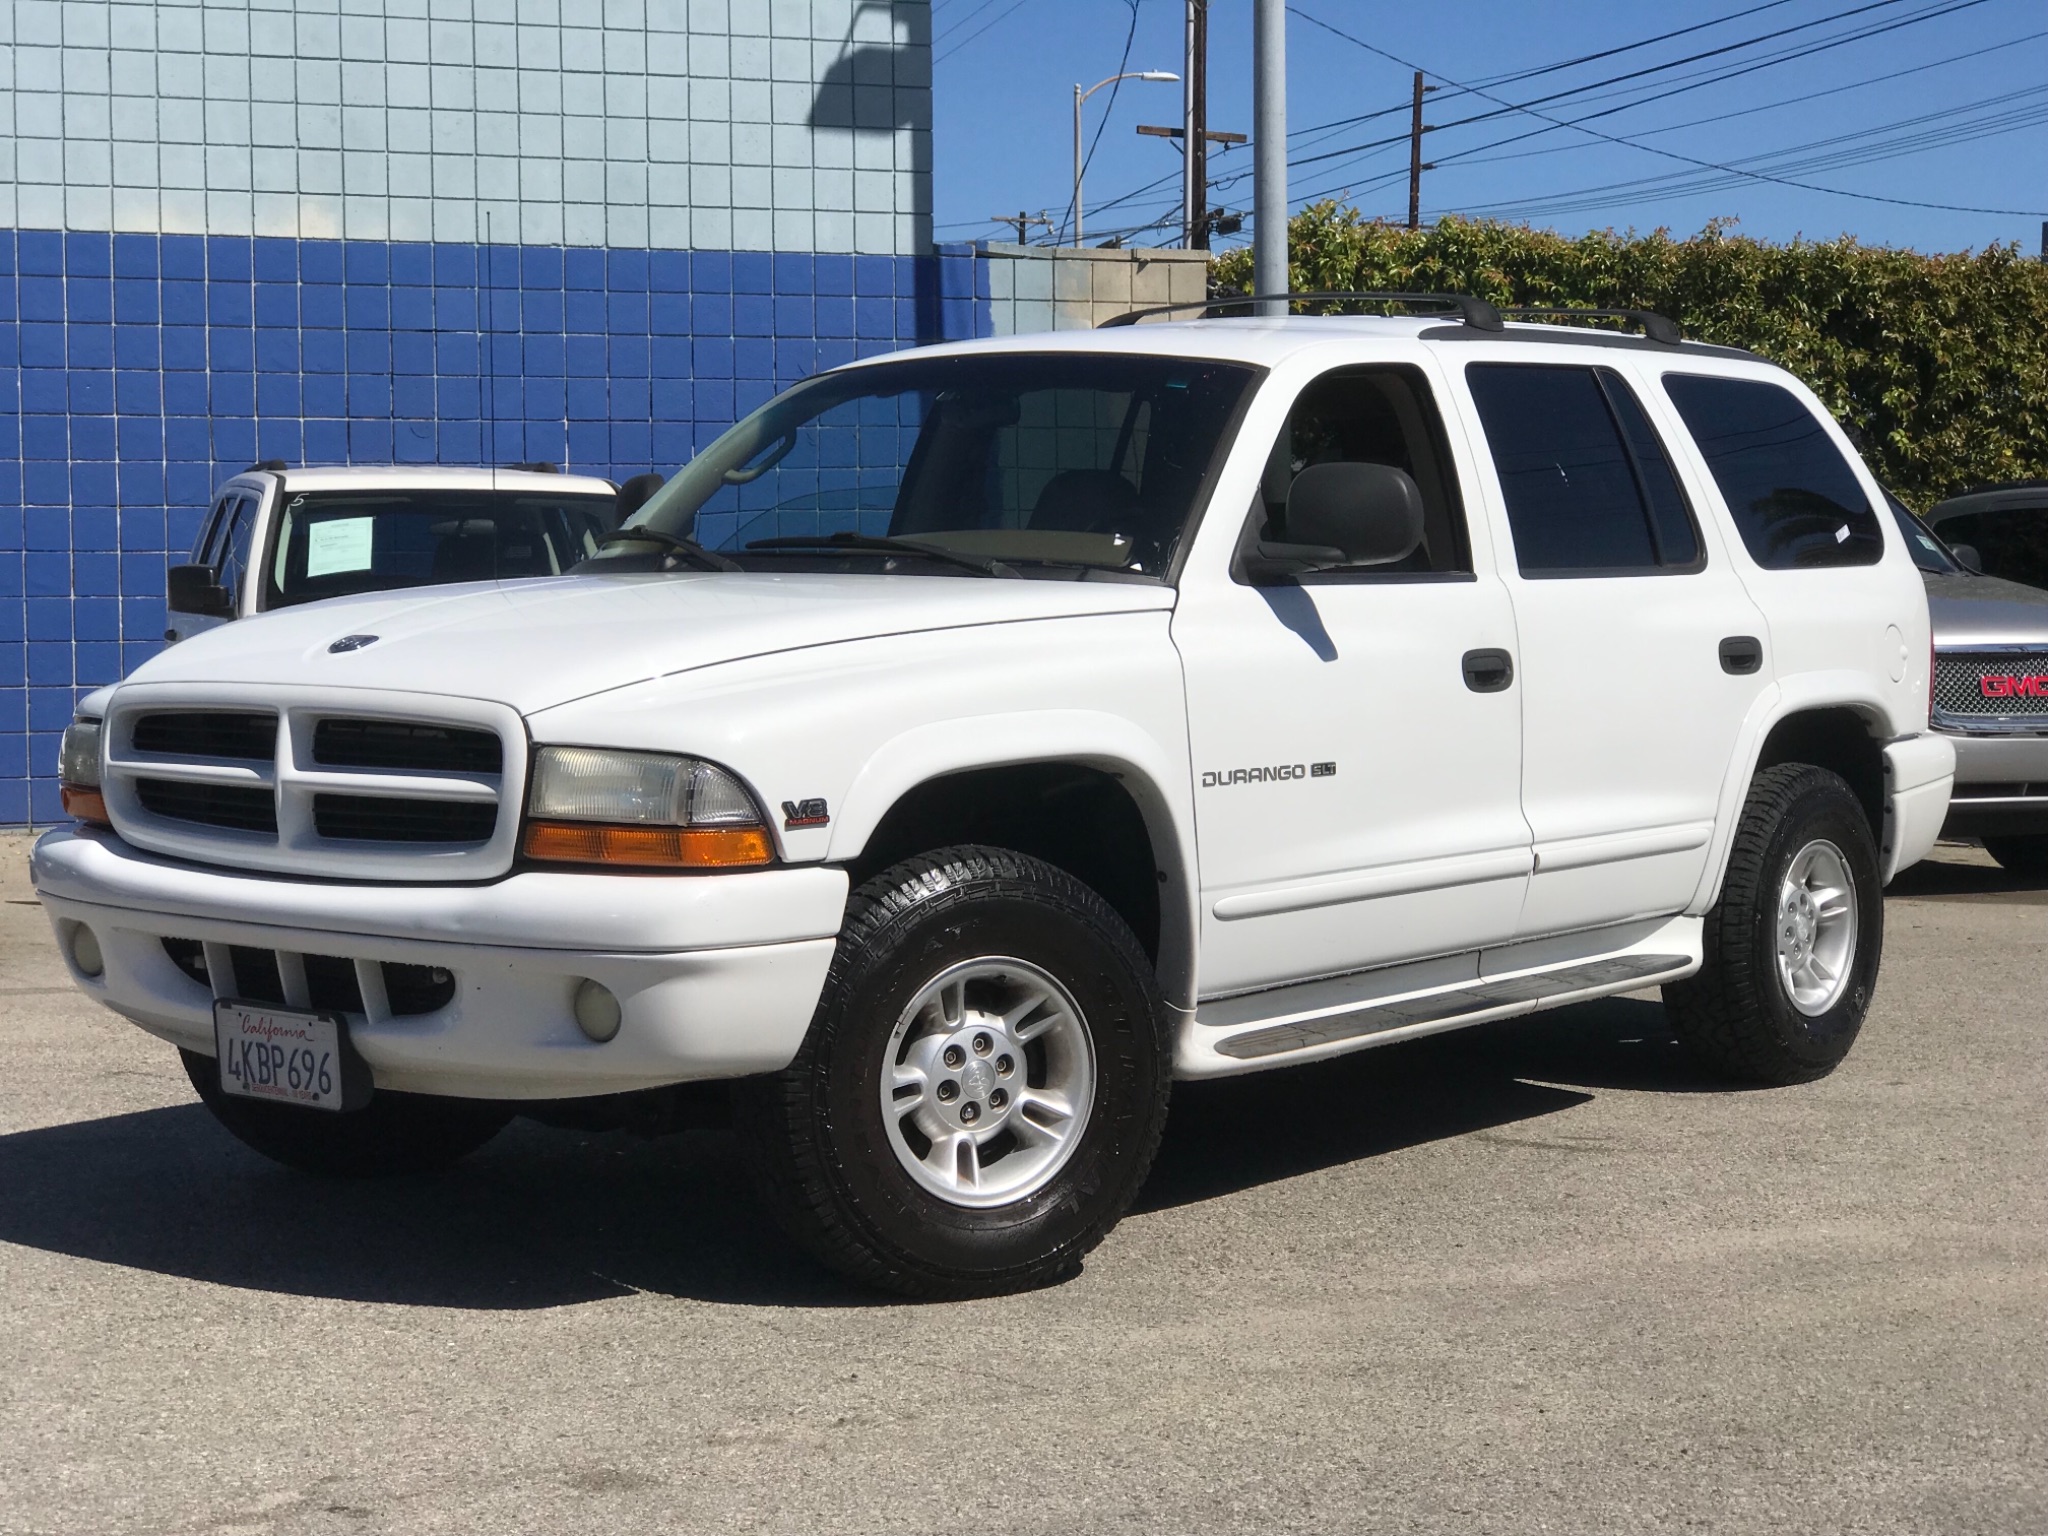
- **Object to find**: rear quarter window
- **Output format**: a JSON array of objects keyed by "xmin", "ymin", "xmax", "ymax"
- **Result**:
[{"xmin": 1662, "ymin": 374, "xmax": 1883, "ymax": 569}]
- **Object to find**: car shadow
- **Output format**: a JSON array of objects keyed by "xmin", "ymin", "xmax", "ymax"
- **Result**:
[{"xmin": 0, "ymin": 996, "xmax": 1730, "ymax": 1308}]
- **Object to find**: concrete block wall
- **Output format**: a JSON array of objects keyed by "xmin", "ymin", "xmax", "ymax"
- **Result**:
[{"xmin": 984, "ymin": 243, "xmax": 1210, "ymax": 334}]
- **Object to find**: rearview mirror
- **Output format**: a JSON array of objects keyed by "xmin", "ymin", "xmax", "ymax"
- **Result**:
[
  {"xmin": 615, "ymin": 472, "xmax": 665, "ymax": 522},
  {"xmin": 166, "ymin": 563, "xmax": 233, "ymax": 618},
  {"xmin": 1243, "ymin": 463, "xmax": 1426, "ymax": 583}
]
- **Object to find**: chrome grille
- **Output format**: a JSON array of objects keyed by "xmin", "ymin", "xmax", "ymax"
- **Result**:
[
  {"xmin": 1934, "ymin": 651, "xmax": 2048, "ymax": 720},
  {"xmin": 103, "ymin": 687, "xmax": 524, "ymax": 880}
]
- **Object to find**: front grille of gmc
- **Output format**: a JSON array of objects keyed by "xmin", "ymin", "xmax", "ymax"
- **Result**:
[
  {"xmin": 1933, "ymin": 651, "xmax": 2048, "ymax": 723},
  {"xmin": 105, "ymin": 698, "xmax": 520, "ymax": 879}
]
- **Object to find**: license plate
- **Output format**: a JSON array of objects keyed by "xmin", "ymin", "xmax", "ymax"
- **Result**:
[{"xmin": 213, "ymin": 1000, "xmax": 349, "ymax": 1113}]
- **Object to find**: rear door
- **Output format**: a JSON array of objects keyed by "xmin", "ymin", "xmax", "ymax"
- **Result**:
[{"xmin": 1456, "ymin": 358, "xmax": 1772, "ymax": 937}]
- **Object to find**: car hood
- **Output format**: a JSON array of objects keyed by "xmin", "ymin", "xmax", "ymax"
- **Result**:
[
  {"xmin": 1923, "ymin": 571, "xmax": 2048, "ymax": 647},
  {"xmin": 125, "ymin": 573, "xmax": 1177, "ymax": 714}
]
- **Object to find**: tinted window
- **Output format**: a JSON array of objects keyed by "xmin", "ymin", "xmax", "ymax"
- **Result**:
[
  {"xmin": 1928, "ymin": 505, "xmax": 2048, "ymax": 591},
  {"xmin": 1253, "ymin": 366, "xmax": 1471, "ymax": 574},
  {"xmin": 189, "ymin": 495, "xmax": 233, "ymax": 565},
  {"xmin": 1884, "ymin": 494, "xmax": 1959, "ymax": 575},
  {"xmin": 1663, "ymin": 374, "xmax": 1882, "ymax": 569},
  {"xmin": 1468, "ymin": 364, "xmax": 1699, "ymax": 575}
]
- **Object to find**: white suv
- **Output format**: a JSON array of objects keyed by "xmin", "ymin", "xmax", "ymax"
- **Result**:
[
  {"xmin": 165, "ymin": 462, "xmax": 627, "ymax": 643},
  {"xmin": 38, "ymin": 297, "xmax": 1955, "ymax": 1297}
]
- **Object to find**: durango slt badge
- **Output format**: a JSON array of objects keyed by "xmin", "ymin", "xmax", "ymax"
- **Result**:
[
  {"xmin": 1202, "ymin": 762, "xmax": 1336, "ymax": 787},
  {"xmin": 1979, "ymin": 673, "xmax": 2048, "ymax": 699}
]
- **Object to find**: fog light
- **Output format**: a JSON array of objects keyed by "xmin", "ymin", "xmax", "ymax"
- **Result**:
[
  {"xmin": 573, "ymin": 979, "xmax": 622, "ymax": 1043},
  {"xmin": 69, "ymin": 924, "xmax": 104, "ymax": 980}
]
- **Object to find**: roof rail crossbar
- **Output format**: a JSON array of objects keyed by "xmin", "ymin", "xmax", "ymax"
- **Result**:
[
  {"xmin": 1100, "ymin": 290, "xmax": 1505, "ymax": 332},
  {"xmin": 243, "ymin": 458, "xmax": 289, "ymax": 473},
  {"xmin": 1501, "ymin": 307, "xmax": 1682, "ymax": 346}
]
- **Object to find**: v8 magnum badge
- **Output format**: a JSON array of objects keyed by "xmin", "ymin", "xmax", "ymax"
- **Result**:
[{"xmin": 782, "ymin": 797, "xmax": 830, "ymax": 829}]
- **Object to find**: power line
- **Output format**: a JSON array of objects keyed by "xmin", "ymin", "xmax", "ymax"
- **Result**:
[
  {"xmin": 1055, "ymin": 0, "xmax": 1143, "ymax": 245},
  {"xmin": 934, "ymin": 0, "xmax": 1032, "ymax": 63},
  {"xmin": 1280, "ymin": 1, "xmax": 2043, "ymax": 218}
]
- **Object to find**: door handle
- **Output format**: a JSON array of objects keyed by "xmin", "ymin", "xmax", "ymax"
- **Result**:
[
  {"xmin": 1462, "ymin": 648, "xmax": 1514, "ymax": 693},
  {"xmin": 1719, "ymin": 635, "xmax": 1763, "ymax": 675}
]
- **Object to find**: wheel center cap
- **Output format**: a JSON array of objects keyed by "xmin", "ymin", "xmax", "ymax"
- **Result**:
[{"xmin": 960, "ymin": 1058, "xmax": 996, "ymax": 1100}]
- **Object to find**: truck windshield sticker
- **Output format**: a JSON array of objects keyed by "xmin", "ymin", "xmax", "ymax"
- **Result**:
[{"xmin": 306, "ymin": 517, "xmax": 376, "ymax": 578}]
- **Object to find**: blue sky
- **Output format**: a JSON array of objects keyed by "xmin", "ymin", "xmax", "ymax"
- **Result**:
[{"xmin": 930, "ymin": 0, "xmax": 2048, "ymax": 256}]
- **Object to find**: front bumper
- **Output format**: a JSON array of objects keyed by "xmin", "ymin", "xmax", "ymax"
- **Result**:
[
  {"xmin": 33, "ymin": 828, "xmax": 849, "ymax": 1100},
  {"xmin": 1937, "ymin": 729, "xmax": 2048, "ymax": 837}
]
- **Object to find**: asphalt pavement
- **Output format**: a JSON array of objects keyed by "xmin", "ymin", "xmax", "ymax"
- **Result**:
[{"xmin": 1, "ymin": 830, "xmax": 2042, "ymax": 1535}]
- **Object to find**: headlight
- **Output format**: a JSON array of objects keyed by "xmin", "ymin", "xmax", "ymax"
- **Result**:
[
  {"xmin": 523, "ymin": 747, "xmax": 773, "ymax": 869},
  {"xmin": 59, "ymin": 719, "xmax": 111, "ymax": 827}
]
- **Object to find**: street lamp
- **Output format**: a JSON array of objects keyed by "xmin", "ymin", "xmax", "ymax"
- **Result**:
[{"xmin": 1074, "ymin": 70, "xmax": 1179, "ymax": 247}]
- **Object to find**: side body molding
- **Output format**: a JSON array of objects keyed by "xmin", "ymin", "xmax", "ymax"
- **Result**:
[{"xmin": 827, "ymin": 709, "xmax": 1202, "ymax": 1010}]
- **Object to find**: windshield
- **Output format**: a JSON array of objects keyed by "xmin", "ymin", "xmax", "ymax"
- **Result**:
[
  {"xmin": 266, "ymin": 490, "xmax": 619, "ymax": 608},
  {"xmin": 604, "ymin": 353, "xmax": 1259, "ymax": 578},
  {"xmin": 1883, "ymin": 491, "xmax": 1961, "ymax": 575}
]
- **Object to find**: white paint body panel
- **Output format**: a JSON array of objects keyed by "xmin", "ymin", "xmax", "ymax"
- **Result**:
[{"xmin": 49, "ymin": 318, "xmax": 1949, "ymax": 1098}]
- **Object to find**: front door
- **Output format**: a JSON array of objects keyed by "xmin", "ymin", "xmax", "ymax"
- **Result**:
[
  {"xmin": 1457, "ymin": 358, "xmax": 1772, "ymax": 936},
  {"xmin": 1174, "ymin": 363, "xmax": 1531, "ymax": 998}
]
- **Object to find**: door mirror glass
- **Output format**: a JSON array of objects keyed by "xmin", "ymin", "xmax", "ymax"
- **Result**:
[
  {"xmin": 615, "ymin": 472, "xmax": 665, "ymax": 521},
  {"xmin": 166, "ymin": 563, "xmax": 234, "ymax": 617},
  {"xmin": 1285, "ymin": 462, "xmax": 1425, "ymax": 567}
]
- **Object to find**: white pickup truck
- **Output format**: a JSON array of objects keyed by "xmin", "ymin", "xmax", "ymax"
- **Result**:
[{"xmin": 37, "ymin": 296, "xmax": 1955, "ymax": 1297}]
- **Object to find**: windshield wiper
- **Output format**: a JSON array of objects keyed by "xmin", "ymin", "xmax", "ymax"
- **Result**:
[
  {"xmin": 744, "ymin": 532, "xmax": 1014, "ymax": 577},
  {"xmin": 596, "ymin": 526, "xmax": 740, "ymax": 571}
]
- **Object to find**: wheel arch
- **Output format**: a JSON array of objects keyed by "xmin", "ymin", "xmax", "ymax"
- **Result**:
[
  {"xmin": 825, "ymin": 712, "xmax": 1199, "ymax": 1011},
  {"xmin": 1690, "ymin": 680, "xmax": 1896, "ymax": 914}
]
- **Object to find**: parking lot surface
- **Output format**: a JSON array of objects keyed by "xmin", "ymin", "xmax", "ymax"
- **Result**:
[{"xmin": 1, "ymin": 831, "xmax": 2042, "ymax": 1535}]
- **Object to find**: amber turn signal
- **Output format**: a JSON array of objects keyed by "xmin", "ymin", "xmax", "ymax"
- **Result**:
[
  {"xmin": 61, "ymin": 786, "xmax": 111, "ymax": 828},
  {"xmin": 522, "ymin": 819, "xmax": 774, "ymax": 868}
]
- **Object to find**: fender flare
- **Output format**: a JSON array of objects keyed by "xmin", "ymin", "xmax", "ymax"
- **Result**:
[
  {"xmin": 825, "ymin": 709, "xmax": 1201, "ymax": 1010},
  {"xmin": 1686, "ymin": 672, "xmax": 1902, "ymax": 914}
]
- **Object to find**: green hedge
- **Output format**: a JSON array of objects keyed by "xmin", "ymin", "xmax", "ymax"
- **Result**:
[{"xmin": 1211, "ymin": 207, "xmax": 2048, "ymax": 506}]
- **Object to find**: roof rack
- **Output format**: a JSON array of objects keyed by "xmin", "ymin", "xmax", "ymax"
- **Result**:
[
  {"xmin": 503, "ymin": 460, "xmax": 559, "ymax": 473},
  {"xmin": 1100, "ymin": 290, "xmax": 1505, "ymax": 331},
  {"xmin": 243, "ymin": 458, "xmax": 289, "ymax": 473},
  {"xmin": 1502, "ymin": 306, "xmax": 1682, "ymax": 346}
]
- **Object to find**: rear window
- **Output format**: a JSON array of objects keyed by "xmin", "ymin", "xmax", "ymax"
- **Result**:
[
  {"xmin": 1663, "ymin": 375, "xmax": 1883, "ymax": 569},
  {"xmin": 1467, "ymin": 363, "xmax": 1700, "ymax": 576}
]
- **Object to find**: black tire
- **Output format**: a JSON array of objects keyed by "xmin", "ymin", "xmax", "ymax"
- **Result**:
[
  {"xmin": 1982, "ymin": 834, "xmax": 2048, "ymax": 876},
  {"xmin": 1663, "ymin": 764, "xmax": 1883, "ymax": 1086},
  {"xmin": 734, "ymin": 845, "xmax": 1171, "ymax": 1299},
  {"xmin": 180, "ymin": 1048, "xmax": 512, "ymax": 1176}
]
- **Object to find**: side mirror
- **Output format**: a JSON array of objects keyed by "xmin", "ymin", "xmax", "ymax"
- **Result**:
[
  {"xmin": 615, "ymin": 472, "xmax": 665, "ymax": 522},
  {"xmin": 1243, "ymin": 463, "xmax": 1426, "ymax": 583},
  {"xmin": 1949, "ymin": 542, "xmax": 1984, "ymax": 574},
  {"xmin": 166, "ymin": 563, "xmax": 233, "ymax": 618}
]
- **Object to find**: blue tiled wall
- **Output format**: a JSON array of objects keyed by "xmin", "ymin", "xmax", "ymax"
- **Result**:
[{"xmin": 0, "ymin": 228, "xmax": 992, "ymax": 825}]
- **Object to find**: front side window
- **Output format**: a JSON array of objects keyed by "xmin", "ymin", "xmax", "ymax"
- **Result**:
[
  {"xmin": 218, "ymin": 496, "xmax": 255, "ymax": 611},
  {"xmin": 265, "ymin": 491, "xmax": 618, "ymax": 608},
  {"xmin": 1663, "ymin": 374, "xmax": 1883, "ymax": 569},
  {"xmin": 1467, "ymin": 363, "xmax": 1700, "ymax": 576},
  {"xmin": 608, "ymin": 354, "xmax": 1259, "ymax": 579},
  {"xmin": 1250, "ymin": 365, "xmax": 1472, "ymax": 575}
]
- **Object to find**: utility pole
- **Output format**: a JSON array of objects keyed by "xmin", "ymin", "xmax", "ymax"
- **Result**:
[
  {"xmin": 991, "ymin": 211, "xmax": 1051, "ymax": 244},
  {"xmin": 1184, "ymin": 0, "xmax": 1208, "ymax": 250},
  {"xmin": 1407, "ymin": 71, "xmax": 1435, "ymax": 231},
  {"xmin": 1252, "ymin": 0, "xmax": 1286, "ymax": 311}
]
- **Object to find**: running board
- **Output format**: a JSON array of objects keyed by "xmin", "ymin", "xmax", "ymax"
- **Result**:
[{"xmin": 1214, "ymin": 952, "xmax": 1690, "ymax": 1060}]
